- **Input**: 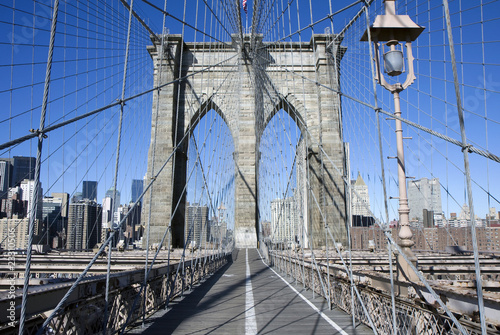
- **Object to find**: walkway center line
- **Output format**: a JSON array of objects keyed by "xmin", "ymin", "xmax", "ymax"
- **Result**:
[
  {"xmin": 245, "ymin": 248, "xmax": 258, "ymax": 335},
  {"xmin": 257, "ymin": 249, "xmax": 349, "ymax": 335}
]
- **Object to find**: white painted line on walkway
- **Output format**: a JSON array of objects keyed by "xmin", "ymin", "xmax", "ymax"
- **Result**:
[
  {"xmin": 245, "ymin": 248, "xmax": 258, "ymax": 335},
  {"xmin": 257, "ymin": 249, "xmax": 348, "ymax": 335}
]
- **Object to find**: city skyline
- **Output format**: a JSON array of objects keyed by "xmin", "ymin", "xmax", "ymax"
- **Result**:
[{"xmin": 0, "ymin": 1, "xmax": 497, "ymax": 334}]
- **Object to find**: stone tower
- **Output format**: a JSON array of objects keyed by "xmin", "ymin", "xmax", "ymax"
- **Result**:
[{"xmin": 142, "ymin": 34, "xmax": 347, "ymax": 249}]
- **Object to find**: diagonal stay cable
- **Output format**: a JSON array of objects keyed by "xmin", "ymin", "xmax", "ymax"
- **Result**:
[
  {"xmin": 117, "ymin": 57, "xmax": 240, "ymax": 331},
  {"xmin": 37, "ymin": 90, "xmax": 222, "ymax": 333},
  {"xmin": 218, "ymin": 0, "xmax": 238, "ymax": 34},
  {"xmin": 328, "ymin": 0, "xmax": 375, "ymax": 48},
  {"xmin": 118, "ymin": 0, "xmax": 159, "ymax": 42},
  {"xmin": 118, "ymin": 89, "xmax": 233, "ymax": 334},
  {"xmin": 202, "ymin": 0, "xmax": 231, "ymax": 36},
  {"xmin": 256, "ymin": 53, "xmax": 500, "ymax": 164},
  {"xmin": 36, "ymin": 232, "xmax": 116, "ymax": 335},
  {"xmin": 141, "ymin": 0, "xmax": 231, "ymax": 45},
  {"xmin": 0, "ymin": 54, "xmax": 238, "ymax": 152},
  {"xmin": 253, "ymin": 58, "xmax": 379, "ymax": 330},
  {"xmin": 19, "ymin": 1, "xmax": 59, "ymax": 334},
  {"xmin": 261, "ymin": 0, "xmax": 295, "ymax": 40},
  {"xmin": 262, "ymin": 0, "xmax": 363, "ymax": 48},
  {"xmin": 251, "ymin": 42, "xmax": 470, "ymax": 331},
  {"xmin": 300, "ymin": 116, "xmax": 469, "ymax": 335}
]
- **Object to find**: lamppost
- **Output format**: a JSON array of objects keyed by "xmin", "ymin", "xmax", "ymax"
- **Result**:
[{"xmin": 362, "ymin": 0, "xmax": 424, "ymax": 276}]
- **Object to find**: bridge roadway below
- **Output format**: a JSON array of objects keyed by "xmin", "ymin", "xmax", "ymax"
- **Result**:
[{"xmin": 129, "ymin": 248, "xmax": 372, "ymax": 335}]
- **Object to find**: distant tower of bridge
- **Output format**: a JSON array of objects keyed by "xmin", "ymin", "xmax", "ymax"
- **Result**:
[{"xmin": 142, "ymin": 34, "xmax": 348, "ymax": 248}]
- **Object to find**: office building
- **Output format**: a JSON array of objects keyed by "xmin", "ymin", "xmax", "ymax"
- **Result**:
[
  {"xmin": 82, "ymin": 181, "xmax": 98, "ymax": 201},
  {"xmin": 42, "ymin": 194, "xmax": 69, "ymax": 243},
  {"xmin": 271, "ymin": 197, "xmax": 299, "ymax": 244},
  {"xmin": 209, "ymin": 204, "xmax": 228, "ymax": 244},
  {"xmin": 351, "ymin": 172, "xmax": 371, "ymax": 217},
  {"xmin": 131, "ymin": 179, "xmax": 143, "ymax": 203},
  {"xmin": 0, "ymin": 218, "xmax": 29, "ymax": 249},
  {"xmin": 488, "ymin": 207, "xmax": 499, "ymax": 220},
  {"xmin": 0, "ymin": 159, "xmax": 13, "ymax": 199},
  {"xmin": 350, "ymin": 226, "xmax": 500, "ymax": 253},
  {"xmin": 113, "ymin": 205, "xmax": 127, "ymax": 232},
  {"xmin": 0, "ymin": 187, "xmax": 25, "ymax": 219},
  {"xmin": 72, "ymin": 192, "xmax": 83, "ymax": 203},
  {"xmin": 20, "ymin": 179, "xmax": 42, "ymax": 222},
  {"xmin": 12, "ymin": 156, "xmax": 36, "ymax": 187},
  {"xmin": 67, "ymin": 200, "xmax": 102, "ymax": 250},
  {"xmin": 455, "ymin": 204, "xmax": 482, "ymax": 227},
  {"xmin": 105, "ymin": 187, "xmax": 120, "ymax": 209},
  {"xmin": 102, "ymin": 196, "xmax": 113, "ymax": 229},
  {"xmin": 185, "ymin": 203, "xmax": 209, "ymax": 248},
  {"xmin": 51, "ymin": 192, "xmax": 69, "ymax": 218},
  {"xmin": 123, "ymin": 203, "xmax": 141, "ymax": 245},
  {"xmin": 408, "ymin": 177, "xmax": 442, "ymax": 226}
]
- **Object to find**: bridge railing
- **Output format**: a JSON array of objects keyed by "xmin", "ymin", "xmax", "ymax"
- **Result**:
[
  {"xmin": 268, "ymin": 250, "xmax": 496, "ymax": 335},
  {"xmin": 0, "ymin": 252, "xmax": 231, "ymax": 335}
]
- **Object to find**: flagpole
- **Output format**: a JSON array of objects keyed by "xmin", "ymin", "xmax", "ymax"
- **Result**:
[{"xmin": 243, "ymin": 0, "xmax": 248, "ymax": 34}]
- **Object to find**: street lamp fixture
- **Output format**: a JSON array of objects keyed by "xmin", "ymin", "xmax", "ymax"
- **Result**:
[
  {"xmin": 362, "ymin": 0, "xmax": 424, "ymax": 271},
  {"xmin": 383, "ymin": 40, "xmax": 404, "ymax": 76}
]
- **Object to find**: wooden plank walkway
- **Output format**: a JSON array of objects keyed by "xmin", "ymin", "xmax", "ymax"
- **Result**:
[{"xmin": 128, "ymin": 248, "xmax": 372, "ymax": 335}]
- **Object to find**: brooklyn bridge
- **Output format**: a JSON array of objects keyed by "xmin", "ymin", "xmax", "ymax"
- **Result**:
[{"xmin": 0, "ymin": 0, "xmax": 499, "ymax": 334}]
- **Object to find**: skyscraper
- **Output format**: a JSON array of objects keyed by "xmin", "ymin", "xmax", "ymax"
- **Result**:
[
  {"xmin": 20, "ymin": 179, "xmax": 42, "ymax": 222},
  {"xmin": 72, "ymin": 192, "xmax": 83, "ymax": 203},
  {"xmin": 124, "ymin": 202, "xmax": 141, "ymax": 245},
  {"xmin": 1, "ymin": 186, "xmax": 25, "ymax": 219},
  {"xmin": 105, "ymin": 187, "xmax": 120, "ymax": 209},
  {"xmin": 101, "ymin": 196, "xmax": 113, "ymax": 230},
  {"xmin": 0, "ymin": 218, "xmax": 29, "ymax": 249},
  {"xmin": 82, "ymin": 181, "xmax": 98, "ymax": 201},
  {"xmin": 67, "ymin": 199, "xmax": 102, "ymax": 250},
  {"xmin": 408, "ymin": 177, "xmax": 442, "ymax": 226},
  {"xmin": 0, "ymin": 159, "xmax": 13, "ymax": 199},
  {"xmin": 271, "ymin": 197, "xmax": 299, "ymax": 244},
  {"xmin": 351, "ymin": 173, "xmax": 371, "ymax": 217},
  {"xmin": 131, "ymin": 179, "xmax": 143, "ymax": 203},
  {"xmin": 42, "ymin": 196, "xmax": 65, "ymax": 244},
  {"xmin": 12, "ymin": 156, "xmax": 36, "ymax": 187},
  {"xmin": 51, "ymin": 192, "xmax": 69, "ymax": 218},
  {"xmin": 185, "ymin": 203, "xmax": 209, "ymax": 248}
]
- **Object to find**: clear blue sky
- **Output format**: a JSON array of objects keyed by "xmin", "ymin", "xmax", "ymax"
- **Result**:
[{"xmin": 0, "ymin": 0, "xmax": 498, "ymax": 223}]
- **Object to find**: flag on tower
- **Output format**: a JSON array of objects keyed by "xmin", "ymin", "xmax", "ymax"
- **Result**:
[{"xmin": 243, "ymin": 0, "xmax": 248, "ymax": 14}]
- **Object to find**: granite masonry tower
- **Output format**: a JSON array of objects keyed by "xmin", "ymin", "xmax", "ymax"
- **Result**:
[{"xmin": 143, "ymin": 34, "xmax": 347, "ymax": 249}]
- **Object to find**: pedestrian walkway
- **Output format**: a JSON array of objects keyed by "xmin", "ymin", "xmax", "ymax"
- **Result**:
[{"xmin": 130, "ymin": 249, "xmax": 372, "ymax": 335}]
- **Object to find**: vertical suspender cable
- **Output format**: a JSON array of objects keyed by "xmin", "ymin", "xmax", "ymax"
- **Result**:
[
  {"xmin": 294, "ymin": 0, "xmax": 312, "ymax": 297},
  {"xmin": 19, "ymin": 1, "xmax": 59, "ymax": 334},
  {"xmin": 104, "ymin": 0, "xmax": 136, "ymax": 331},
  {"xmin": 442, "ymin": 0, "xmax": 486, "ymax": 333},
  {"xmin": 103, "ymin": 212, "xmax": 113, "ymax": 334},
  {"xmin": 114, "ymin": 0, "xmax": 135, "ymax": 246}
]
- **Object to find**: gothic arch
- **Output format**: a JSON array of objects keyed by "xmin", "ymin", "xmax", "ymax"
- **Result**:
[
  {"xmin": 186, "ymin": 97, "xmax": 235, "ymax": 146},
  {"xmin": 144, "ymin": 33, "xmax": 346, "ymax": 249},
  {"xmin": 259, "ymin": 95, "xmax": 307, "ymax": 142}
]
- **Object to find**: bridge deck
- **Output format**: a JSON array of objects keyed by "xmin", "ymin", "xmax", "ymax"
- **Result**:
[{"xmin": 130, "ymin": 248, "xmax": 372, "ymax": 335}]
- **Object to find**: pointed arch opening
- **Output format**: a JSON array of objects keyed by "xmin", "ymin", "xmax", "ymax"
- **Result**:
[
  {"xmin": 258, "ymin": 98, "xmax": 308, "ymax": 249},
  {"xmin": 183, "ymin": 100, "xmax": 235, "ymax": 249}
]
